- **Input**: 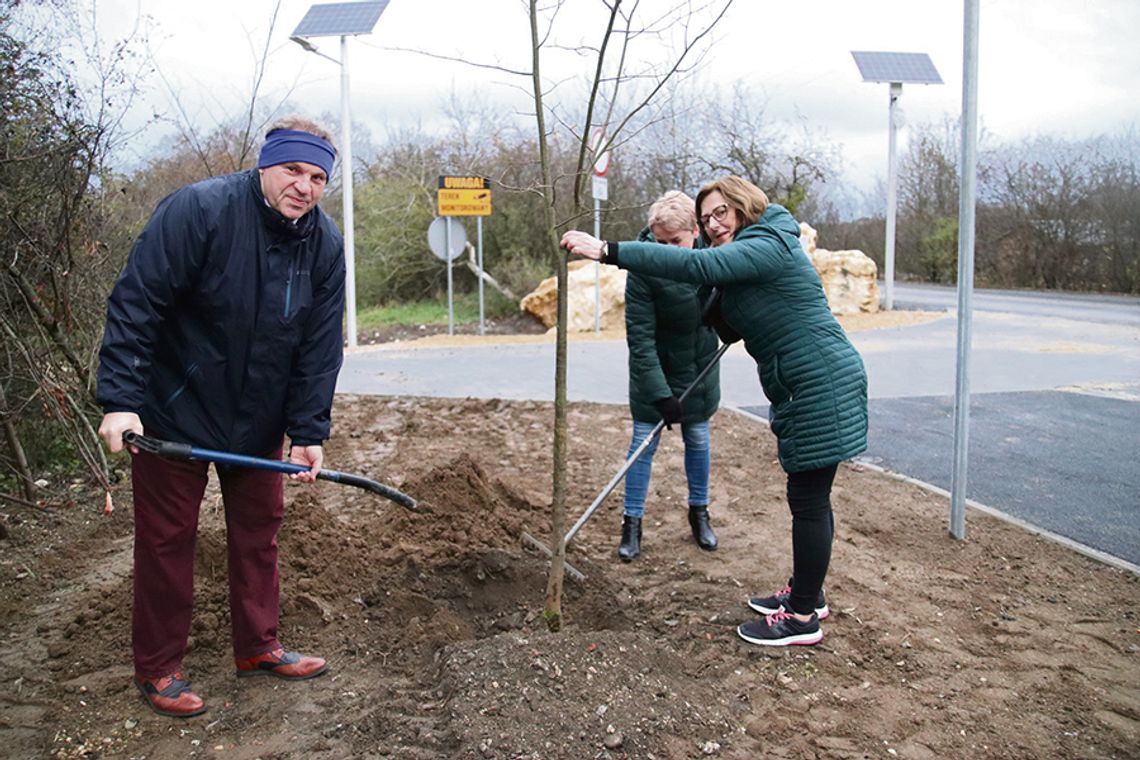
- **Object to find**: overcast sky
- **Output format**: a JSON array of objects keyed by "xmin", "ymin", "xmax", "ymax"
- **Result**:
[{"xmin": 89, "ymin": 0, "xmax": 1140, "ymax": 194}]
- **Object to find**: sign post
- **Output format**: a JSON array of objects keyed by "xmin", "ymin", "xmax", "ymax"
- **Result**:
[
  {"xmin": 589, "ymin": 129, "xmax": 612, "ymax": 334},
  {"xmin": 477, "ymin": 216, "xmax": 484, "ymax": 335},
  {"xmin": 427, "ymin": 216, "xmax": 467, "ymax": 335},
  {"xmin": 437, "ymin": 176, "xmax": 493, "ymax": 334}
]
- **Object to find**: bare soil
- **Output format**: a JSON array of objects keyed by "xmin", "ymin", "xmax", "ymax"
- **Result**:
[
  {"xmin": 355, "ymin": 313, "xmax": 548, "ymax": 347},
  {"xmin": 1, "ymin": 312, "xmax": 1138, "ymax": 759}
]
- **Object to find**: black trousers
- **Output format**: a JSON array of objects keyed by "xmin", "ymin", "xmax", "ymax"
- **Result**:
[{"xmin": 785, "ymin": 463, "xmax": 839, "ymax": 616}]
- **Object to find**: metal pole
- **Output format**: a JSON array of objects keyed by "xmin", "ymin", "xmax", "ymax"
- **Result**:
[
  {"xmin": 594, "ymin": 197, "xmax": 603, "ymax": 333},
  {"xmin": 563, "ymin": 342, "xmax": 729, "ymax": 546},
  {"xmin": 477, "ymin": 216, "xmax": 485, "ymax": 336},
  {"xmin": 445, "ymin": 219, "xmax": 454, "ymax": 335},
  {"xmin": 950, "ymin": 0, "xmax": 980, "ymax": 540},
  {"xmin": 339, "ymin": 36, "xmax": 358, "ymax": 348},
  {"xmin": 884, "ymin": 81, "xmax": 902, "ymax": 312}
]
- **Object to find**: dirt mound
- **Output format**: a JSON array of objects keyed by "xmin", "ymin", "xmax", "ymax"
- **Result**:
[
  {"xmin": 385, "ymin": 452, "xmax": 549, "ymax": 560},
  {"xmin": 275, "ymin": 453, "xmax": 573, "ymax": 658}
]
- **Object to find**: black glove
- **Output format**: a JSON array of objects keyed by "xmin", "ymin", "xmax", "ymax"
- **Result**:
[
  {"xmin": 700, "ymin": 287, "xmax": 742, "ymax": 345},
  {"xmin": 654, "ymin": 396, "xmax": 684, "ymax": 430}
]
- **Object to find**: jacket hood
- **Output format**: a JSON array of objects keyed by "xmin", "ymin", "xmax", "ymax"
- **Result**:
[{"xmin": 757, "ymin": 203, "xmax": 801, "ymax": 238}]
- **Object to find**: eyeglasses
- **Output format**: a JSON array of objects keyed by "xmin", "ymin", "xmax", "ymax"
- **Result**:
[{"xmin": 699, "ymin": 204, "xmax": 730, "ymax": 227}]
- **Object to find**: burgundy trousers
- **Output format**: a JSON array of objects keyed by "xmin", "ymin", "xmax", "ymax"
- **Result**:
[{"xmin": 131, "ymin": 447, "xmax": 285, "ymax": 677}]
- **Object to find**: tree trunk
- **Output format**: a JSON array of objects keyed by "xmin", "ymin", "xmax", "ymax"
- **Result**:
[
  {"xmin": 5, "ymin": 262, "xmax": 92, "ymax": 394},
  {"xmin": 0, "ymin": 382, "xmax": 35, "ymax": 502},
  {"xmin": 530, "ymin": 0, "xmax": 568, "ymax": 632}
]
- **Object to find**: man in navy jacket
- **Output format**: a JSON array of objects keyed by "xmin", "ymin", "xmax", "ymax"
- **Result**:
[{"xmin": 97, "ymin": 116, "xmax": 346, "ymax": 717}]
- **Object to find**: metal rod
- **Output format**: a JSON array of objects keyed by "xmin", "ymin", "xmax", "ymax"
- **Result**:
[
  {"xmin": 951, "ymin": 0, "xmax": 980, "ymax": 540},
  {"xmin": 477, "ymin": 216, "xmax": 485, "ymax": 336},
  {"xmin": 594, "ymin": 197, "xmax": 602, "ymax": 333},
  {"xmin": 445, "ymin": 217, "xmax": 454, "ymax": 335}
]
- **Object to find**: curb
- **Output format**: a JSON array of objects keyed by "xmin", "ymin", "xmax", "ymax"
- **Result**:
[{"xmin": 724, "ymin": 406, "xmax": 1140, "ymax": 577}]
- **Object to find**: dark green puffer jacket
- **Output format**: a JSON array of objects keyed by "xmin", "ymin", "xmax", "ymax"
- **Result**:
[
  {"xmin": 614, "ymin": 205, "xmax": 867, "ymax": 472},
  {"xmin": 625, "ymin": 227, "xmax": 721, "ymax": 424}
]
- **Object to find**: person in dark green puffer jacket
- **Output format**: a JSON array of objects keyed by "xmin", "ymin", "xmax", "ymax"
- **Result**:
[
  {"xmin": 561, "ymin": 176, "xmax": 868, "ymax": 648},
  {"xmin": 619, "ymin": 191, "xmax": 722, "ymax": 561}
]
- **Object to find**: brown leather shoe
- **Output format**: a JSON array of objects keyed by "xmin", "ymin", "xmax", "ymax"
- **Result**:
[
  {"xmin": 134, "ymin": 671, "xmax": 207, "ymax": 718},
  {"xmin": 235, "ymin": 647, "xmax": 328, "ymax": 680}
]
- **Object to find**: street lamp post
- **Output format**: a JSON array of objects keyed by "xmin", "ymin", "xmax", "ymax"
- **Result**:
[
  {"xmin": 290, "ymin": 1, "xmax": 389, "ymax": 348},
  {"xmin": 852, "ymin": 51, "xmax": 943, "ymax": 311},
  {"xmin": 290, "ymin": 34, "xmax": 357, "ymax": 348},
  {"xmin": 337, "ymin": 36, "xmax": 357, "ymax": 349}
]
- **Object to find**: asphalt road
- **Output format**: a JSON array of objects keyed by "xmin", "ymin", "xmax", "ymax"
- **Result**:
[
  {"xmin": 861, "ymin": 285, "xmax": 1140, "ymax": 567},
  {"xmin": 890, "ymin": 282, "xmax": 1140, "ymax": 327},
  {"xmin": 861, "ymin": 391, "xmax": 1137, "ymax": 561},
  {"xmin": 339, "ymin": 285, "xmax": 1140, "ymax": 569}
]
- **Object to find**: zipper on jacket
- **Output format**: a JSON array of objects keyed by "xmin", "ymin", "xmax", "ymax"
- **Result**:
[{"xmin": 283, "ymin": 246, "xmax": 302, "ymax": 318}]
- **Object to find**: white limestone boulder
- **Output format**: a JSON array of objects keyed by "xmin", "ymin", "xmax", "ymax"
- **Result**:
[
  {"xmin": 519, "ymin": 260, "xmax": 627, "ymax": 331},
  {"xmin": 800, "ymin": 222, "xmax": 880, "ymax": 315}
]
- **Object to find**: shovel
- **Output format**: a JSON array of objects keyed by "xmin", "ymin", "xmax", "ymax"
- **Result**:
[
  {"xmin": 522, "ymin": 342, "xmax": 730, "ymax": 578},
  {"xmin": 123, "ymin": 431, "xmax": 417, "ymax": 510}
]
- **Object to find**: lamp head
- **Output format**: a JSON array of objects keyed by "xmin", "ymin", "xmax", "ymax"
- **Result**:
[{"xmin": 289, "ymin": 35, "xmax": 319, "ymax": 54}]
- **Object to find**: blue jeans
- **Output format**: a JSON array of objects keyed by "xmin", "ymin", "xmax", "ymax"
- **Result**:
[{"xmin": 622, "ymin": 418, "xmax": 710, "ymax": 518}]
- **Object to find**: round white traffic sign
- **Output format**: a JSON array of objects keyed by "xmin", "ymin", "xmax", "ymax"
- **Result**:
[
  {"xmin": 589, "ymin": 127, "xmax": 612, "ymax": 177},
  {"xmin": 427, "ymin": 217, "xmax": 467, "ymax": 261}
]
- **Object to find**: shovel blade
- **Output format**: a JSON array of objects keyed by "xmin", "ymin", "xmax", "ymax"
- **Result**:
[{"xmin": 521, "ymin": 531, "xmax": 586, "ymax": 581}]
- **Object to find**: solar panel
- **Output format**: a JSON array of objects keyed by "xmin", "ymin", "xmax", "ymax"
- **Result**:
[
  {"xmin": 851, "ymin": 51, "xmax": 943, "ymax": 85},
  {"xmin": 292, "ymin": 1, "xmax": 389, "ymax": 38}
]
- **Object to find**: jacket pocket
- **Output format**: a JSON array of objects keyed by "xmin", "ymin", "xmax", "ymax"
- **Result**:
[
  {"xmin": 760, "ymin": 355, "xmax": 792, "ymax": 406},
  {"xmin": 162, "ymin": 363, "xmax": 200, "ymax": 409}
]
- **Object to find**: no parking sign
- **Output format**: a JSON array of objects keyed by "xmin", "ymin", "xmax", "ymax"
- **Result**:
[{"xmin": 427, "ymin": 216, "xmax": 467, "ymax": 262}]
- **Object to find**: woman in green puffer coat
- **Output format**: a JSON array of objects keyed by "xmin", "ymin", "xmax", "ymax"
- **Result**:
[
  {"xmin": 562, "ymin": 176, "xmax": 868, "ymax": 649},
  {"xmin": 619, "ymin": 191, "xmax": 722, "ymax": 562}
]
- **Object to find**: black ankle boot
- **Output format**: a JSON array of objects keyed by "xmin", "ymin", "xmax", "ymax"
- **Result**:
[
  {"xmin": 618, "ymin": 515, "xmax": 642, "ymax": 561},
  {"xmin": 688, "ymin": 504, "xmax": 717, "ymax": 550}
]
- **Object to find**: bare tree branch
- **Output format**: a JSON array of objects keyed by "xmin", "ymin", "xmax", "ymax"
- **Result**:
[{"xmin": 382, "ymin": 45, "xmax": 533, "ymax": 77}]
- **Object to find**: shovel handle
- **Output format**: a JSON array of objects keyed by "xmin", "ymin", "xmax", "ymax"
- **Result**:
[
  {"xmin": 123, "ymin": 432, "xmax": 417, "ymax": 510},
  {"xmin": 562, "ymin": 341, "xmax": 730, "ymax": 546}
]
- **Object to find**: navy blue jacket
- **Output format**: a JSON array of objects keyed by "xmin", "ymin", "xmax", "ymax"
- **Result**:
[{"xmin": 97, "ymin": 169, "xmax": 345, "ymax": 455}]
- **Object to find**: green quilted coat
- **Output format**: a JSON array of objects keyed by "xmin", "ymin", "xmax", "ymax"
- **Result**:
[
  {"xmin": 614, "ymin": 205, "xmax": 868, "ymax": 472},
  {"xmin": 624, "ymin": 227, "xmax": 721, "ymax": 424}
]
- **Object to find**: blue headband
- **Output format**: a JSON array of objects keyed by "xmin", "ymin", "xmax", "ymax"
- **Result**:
[{"xmin": 257, "ymin": 129, "xmax": 336, "ymax": 178}]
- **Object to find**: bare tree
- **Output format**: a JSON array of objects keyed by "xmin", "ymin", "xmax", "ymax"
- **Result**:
[
  {"xmin": 528, "ymin": 0, "xmax": 733, "ymax": 629},
  {"xmin": 389, "ymin": 0, "xmax": 732, "ymax": 628},
  {"xmin": 679, "ymin": 84, "xmax": 842, "ymax": 214},
  {"xmin": 895, "ymin": 119, "xmax": 960, "ymax": 282},
  {"xmin": 150, "ymin": 1, "xmax": 295, "ymax": 178},
  {"xmin": 1, "ymin": 1, "xmax": 146, "ymax": 503},
  {"xmin": 827, "ymin": 122, "xmax": 1138, "ymax": 294},
  {"xmin": 1089, "ymin": 131, "xmax": 1140, "ymax": 293}
]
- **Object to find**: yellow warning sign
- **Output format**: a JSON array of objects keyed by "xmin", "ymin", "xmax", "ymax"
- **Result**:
[
  {"xmin": 437, "ymin": 176, "xmax": 492, "ymax": 216},
  {"xmin": 437, "ymin": 188, "xmax": 492, "ymax": 216}
]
